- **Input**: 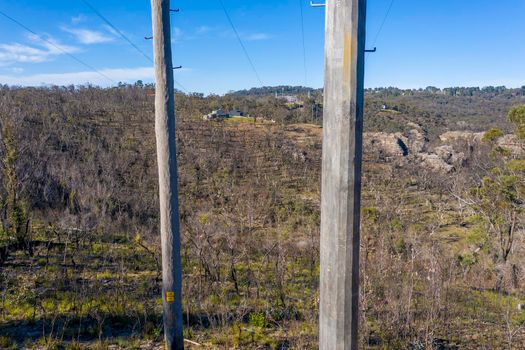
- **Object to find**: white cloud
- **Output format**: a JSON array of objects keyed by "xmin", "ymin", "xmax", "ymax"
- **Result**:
[
  {"xmin": 0, "ymin": 34, "xmax": 79, "ymax": 65},
  {"xmin": 0, "ymin": 66, "xmax": 189, "ymax": 87},
  {"xmin": 0, "ymin": 43, "xmax": 49, "ymax": 63},
  {"xmin": 219, "ymin": 31, "xmax": 272, "ymax": 41},
  {"xmin": 196, "ymin": 26, "xmax": 212, "ymax": 35},
  {"xmin": 61, "ymin": 27, "xmax": 115, "ymax": 44},
  {"xmin": 243, "ymin": 33, "xmax": 271, "ymax": 41},
  {"xmin": 71, "ymin": 14, "xmax": 87, "ymax": 24},
  {"xmin": 28, "ymin": 34, "xmax": 79, "ymax": 55},
  {"xmin": 172, "ymin": 27, "xmax": 184, "ymax": 40}
]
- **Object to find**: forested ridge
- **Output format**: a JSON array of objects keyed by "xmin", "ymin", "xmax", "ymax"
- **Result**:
[{"xmin": 0, "ymin": 84, "xmax": 524, "ymax": 349}]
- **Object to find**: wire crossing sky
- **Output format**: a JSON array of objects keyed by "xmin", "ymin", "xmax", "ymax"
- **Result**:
[
  {"xmin": 0, "ymin": 0, "xmax": 524, "ymax": 94},
  {"xmin": 218, "ymin": 0, "xmax": 264, "ymax": 86},
  {"xmin": 298, "ymin": 0, "xmax": 308, "ymax": 86},
  {"xmin": 0, "ymin": 8, "xmax": 115, "ymax": 84},
  {"xmin": 81, "ymin": 0, "xmax": 189, "ymax": 92}
]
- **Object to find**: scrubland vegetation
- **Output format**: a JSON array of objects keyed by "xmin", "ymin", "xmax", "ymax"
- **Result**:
[{"xmin": 0, "ymin": 84, "xmax": 524, "ymax": 349}]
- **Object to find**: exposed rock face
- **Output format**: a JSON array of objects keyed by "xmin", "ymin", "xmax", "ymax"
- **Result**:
[
  {"xmin": 440, "ymin": 131, "xmax": 522, "ymax": 155},
  {"xmin": 439, "ymin": 131, "xmax": 484, "ymax": 143},
  {"xmin": 413, "ymin": 145, "xmax": 466, "ymax": 173},
  {"xmin": 497, "ymin": 134, "xmax": 522, "ymax": 154},
  {"xmin": 362, "ymin": 127, "xmax": 521, "ymax": 174},
  {"xmin": 364, "ymin": 132, "xmax": 408, "ymax": 158},
  {"xmin": 434, "ymin": 145, "xmax": 465, "ymax": 165},
  {"xmin": 407, "ymin": 127, "xmax": 427, "ymax": 154},
  {"xmin": 363, "ymin": 126, "xmax": 427, "ymax": 160},
  {"xmin": 418, "ymin": 153, "xmax": 454, "ymax": 173}
]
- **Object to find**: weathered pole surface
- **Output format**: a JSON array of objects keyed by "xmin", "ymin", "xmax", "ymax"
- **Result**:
[
  {"xmin": 319, "ymin": 0, "xmax": 367, "ymax": 349},
  {"xmin": 151, "ymin": 0, "xmax": 184, "ymax": 349}
]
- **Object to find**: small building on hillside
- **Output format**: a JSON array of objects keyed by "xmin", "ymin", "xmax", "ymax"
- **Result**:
[
  {"xmin": 283, "ymin": 95, "xmax": 299, "ymax": 104},
  {"xmin": 229, "ymin": 109, "xmax": 244, "ymax": 117},
  {"xmin": 279, "ymin": 95, "xmax": 304, "ymax": 109},
  {"xmin": 203, "ymin": 108, "xmax": 245, "ymax": 120},
  {"xmin": 204, "ymin": 109, "xmax": 229, "ymax": 120},
  {"xmin": 281, "ymin": 95, "xmax": 303, "ymax": 105},
  {"xmin": 381, "ymin": 104, "xmax": 399, "ymax": 112}
]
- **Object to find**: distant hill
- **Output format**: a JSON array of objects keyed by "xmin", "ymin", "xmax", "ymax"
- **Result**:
[
  {"xmin": 364, "ymin": 86, "xmax": 525, "ymax": 138},
  {"xmin": 229, "ymin": 85, "xmax": 320, "ymax": 96},
  {"xmin": 226, "ymin": 84, "xmax": 525, "ymax": 139},
  {"xmin": 229, "ymin": 85, "xmax": 525, "ymax": 98}
]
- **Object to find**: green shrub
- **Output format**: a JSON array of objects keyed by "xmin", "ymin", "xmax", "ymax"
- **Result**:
[
  {"xmin": 248, "ymin": 311, "xmax": 266, "ymax": 328},
  {"xmin": 507, "ymin": 159, "xmax": 525, "ymax": 172},
  {"xmin": 0, "ymin": 336, "xmax": 16, "ymax": 350},
  {"xmin": 482, "ymin": 128, "xmax": 504, "ymax": 142},
  {"xmin": 508, "ymin": 104, "xmax": 525, "ymax": 139},
  {"xmin": 458, "ymin": 251, "xmax": 476, "ymax": 267}
]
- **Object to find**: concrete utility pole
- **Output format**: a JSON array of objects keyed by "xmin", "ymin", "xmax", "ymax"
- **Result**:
[
  {"xmin": 151, "ymin": 0, "xmax": 184, "ymax": 349},
  {"xmin": 319, "ymin": 0, "xmax": 367, "ymax": 349}
]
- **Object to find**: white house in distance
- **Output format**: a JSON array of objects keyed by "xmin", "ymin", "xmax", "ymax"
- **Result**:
[
  {"xmin": 203, "ymin": 108, "xmax": 245, "ymax": 120},
  {"xmin": 282, "ymin": 95, "xmax": 301, "ymax": 104},
  {"xmin": 278, "ymin": 95, "xmax": 304, "ymax": 108}
]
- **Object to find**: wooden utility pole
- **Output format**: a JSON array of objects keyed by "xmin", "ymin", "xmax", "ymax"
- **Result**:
[
  {"xmin": 319, "ymin": 0, "xmax": 367, "ymax": 349},
  {"xmin": 151, "ymin": 0, "xmax": 184, "ymax": 349}
]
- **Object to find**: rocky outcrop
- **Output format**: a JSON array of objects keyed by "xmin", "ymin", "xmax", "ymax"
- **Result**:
[
  {"xmin": 434, "ymin": 145, "xmax": 465, "ymax": 165},
  {"xmin": 407, "ymin": 127, "xmax": 428, "ymax": 154},
  {"xmin": 497, "ymin": 134, "xmax": 522, "ymax": 154},
  {"xmin": 363, "ymin": 126, "xmax": 427, "ymax": 160},
  {"xmin": 417, "ymin": 153, "xmax": 454, "ymax": 173},
  {"xmin": 364, "ymin": 132, "xmax": 408, "ymax": 158},
  {"xmin": 362, "ymin": 127, "xmax": 521, "ymax": 174},
  {"xmin": 439, "ymin": 131, "xmax": 484, "ymax": 143},
  {"xmin": 440, "ymin": 131, "xmax": 522, "ymax": 155}
]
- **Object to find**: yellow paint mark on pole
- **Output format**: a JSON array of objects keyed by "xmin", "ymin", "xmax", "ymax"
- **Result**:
[{"xmin": 343, "ymin": 32, "xmax": 353, "ymax": 81}]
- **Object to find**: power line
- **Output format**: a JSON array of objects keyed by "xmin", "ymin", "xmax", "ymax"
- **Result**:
[
  {"xmin": 370, "ymin": 0, "xmax": 395, "ymax": 48},
  {"xmin": 298, "ymin": 0, "xmax": 308, "ymax": 86},
  {"xmin": 218, "ymin": 0, "xmax": 264, "ymax": 86},
  {"xmin": 80, "ymin": 0, "xmax": 189, "ymax": 93},
  {"xmin": 0, "ymin": 9, "xmax": 115, "ymax": 84},
  {"xmin": 80, "ymin": 0, "xmax": 153, "ymax": 63}
]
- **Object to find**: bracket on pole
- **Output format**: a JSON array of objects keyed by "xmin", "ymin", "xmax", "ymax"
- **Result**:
[
  {"xmin": 310, "ymin": 1, "xmax": 326, "ymax": 7},
  {"xmin": 365, "ymin": 47, "xmax": 377, "ymax": 53},
  {"xmin": 173, "ymin": 65, "xmax": 182, "ymax": 70},
  {"xmin": 145, "ymin": 36, "xmax": 153, "ymax": 40},
  {"xmin": 170, "ymin": 8, "xmax": 180, "ymax": 12}
]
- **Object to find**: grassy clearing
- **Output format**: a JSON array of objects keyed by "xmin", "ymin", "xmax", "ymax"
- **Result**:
[
  {"xmin": 225, "ymin": 116, "xmax": 256, "ymax": 123},
  {"xmin": 0, "ymin": 227, "xmax": 320, "ymax": 349}
]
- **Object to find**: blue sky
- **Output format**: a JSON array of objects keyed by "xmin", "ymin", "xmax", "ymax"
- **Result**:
[{"xmin": 0, "ymin": 0, "xmax": 524, "ymax": 94}]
